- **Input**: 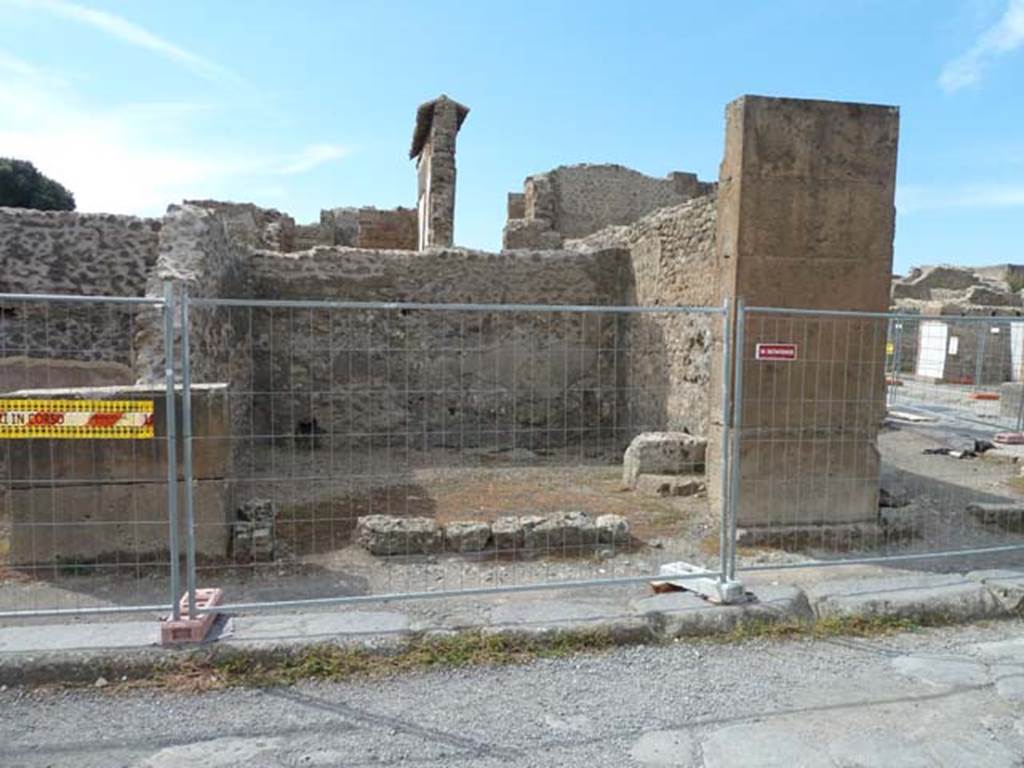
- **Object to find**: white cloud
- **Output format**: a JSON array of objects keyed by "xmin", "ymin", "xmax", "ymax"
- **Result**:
[
  {"xmin": 277, "ymin": 143, "xmax": 351, "ymax": 175},
  {"xmin": 939, "ymin": 0, "xmax": 1024, "ymax": 91},
  {"xmin": 0, "ymin": 51, "xmax": 350, "ymax": 215},
  {"xmin": 2, "ymin": 0, "xmax": 243, "ymax": 85},
  {"xmin": 897, "ymin": 183, "xmax": 1024, "ymax": 213}
]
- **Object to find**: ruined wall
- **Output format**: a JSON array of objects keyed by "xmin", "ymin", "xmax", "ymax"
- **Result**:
[
  {"xmin": 0, "ymin": 207, "xmax": 161, "ymax": 384},
  {"xmin": 569, "ymin": 192, "xmax": 719, "ymax": 438},
  {"xmin": 185, "ymin": 200, "xmax": 297, "ymax": 253},
  {"xmin": 133, "ymin": 205, "xmax": 253, "ymax": 477},
  {"xmin": 318, "ymin": 207, "xmax": 418, "ymax": 250},
  {"xmin": 244, "ymin": 246, "xmax": 629, "ymax": 449},
  {"xmin": 504, "ymin": 164, "xmax": 714, "ymax": 249}
]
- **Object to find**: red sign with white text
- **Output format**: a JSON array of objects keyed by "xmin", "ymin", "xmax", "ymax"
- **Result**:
[{"xmin": 755, "ymin": 343, "xmax": 798, "ymax": 361}]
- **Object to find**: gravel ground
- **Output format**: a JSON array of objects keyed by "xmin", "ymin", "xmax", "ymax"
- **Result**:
[{"xmin": 3, "ymin": 619, "xmax": 1023, "ymax": 767}]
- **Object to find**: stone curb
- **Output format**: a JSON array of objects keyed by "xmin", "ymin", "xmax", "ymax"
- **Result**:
[{"xmin": 1, "ymin": 571, "xmax": 1021, "ymax": 688}]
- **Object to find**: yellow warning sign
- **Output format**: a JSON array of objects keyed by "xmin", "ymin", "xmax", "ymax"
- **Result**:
[
  {"xmin": 0, "ymin": 399, "xmax": 154, "ymax": 439},
  {"xmin": 886, "ymin": 342, "xmax": 895, "ymax": 354}
]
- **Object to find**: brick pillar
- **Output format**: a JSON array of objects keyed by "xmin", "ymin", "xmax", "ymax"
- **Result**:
[{"xmin": 713, "ymin": 95, "xmax": 899, "ymax": 528}]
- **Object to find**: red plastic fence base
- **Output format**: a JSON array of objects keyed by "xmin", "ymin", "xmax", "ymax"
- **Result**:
[{"xmin": 160, "ymin": 588, "xmax": 223, "ymax": 646}]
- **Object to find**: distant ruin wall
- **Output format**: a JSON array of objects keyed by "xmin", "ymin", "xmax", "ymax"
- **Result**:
[
  {"xmin": 504, "ymin": 164, "xmax": 714, "ymax": 249},
  {"xmin": 185, "ymin": 200, "xmax": 297, "ymax": 253},
  {"xmin": 0, "ymin": 208, "xmax": 161, "ymax": 380},
  {"xmin": 244, "ymin": 246, "xmax": 630, "ymax": 448},
  {"xmin": 320, "ymin": 207, "xmax": 418, "ymax": 250}
]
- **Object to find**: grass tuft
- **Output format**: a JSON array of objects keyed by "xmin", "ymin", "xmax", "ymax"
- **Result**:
[{"xmin": 66, "ymin": 612, "xmax": 975, "ymax": 693}]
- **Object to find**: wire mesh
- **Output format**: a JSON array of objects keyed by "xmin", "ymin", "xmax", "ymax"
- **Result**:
[
  {"xmin": 183, "ymin": 296, "xmax": 726, "ymax": 608},
  {"xmin": 730, "ymin": 307, "xmax": 1024, "ymax": 574},
  {"xmin": 0, "ymin": 292, "xmax": 177, "ymax": 619}
]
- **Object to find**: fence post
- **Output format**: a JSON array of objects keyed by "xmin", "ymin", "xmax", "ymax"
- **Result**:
[
  {"xmin": 180, "ymin": 285, "xmax": 197, "ymax": 619},
  {"xmin": 162, "ymin": 282, "xmax": 180, "ymax": 621},
  {"xmin": 718, "ymin": 298, "xmax": 733, "ymax": 585},
  {"xmin": 891, "ymin": 319, "xmax": 903, "ymax": 405},
  {"xmin": 974, "ymin": 325, "xmax": 988, "ymax": 391},
  {"xmin": 726, "ymin": 298, "xmax": 746, "ymax": 582}
]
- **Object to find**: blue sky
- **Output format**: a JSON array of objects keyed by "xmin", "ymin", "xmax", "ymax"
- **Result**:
[{"xmin": 1, "ymin": 0, "xmax": 1022, "ymax": 273}]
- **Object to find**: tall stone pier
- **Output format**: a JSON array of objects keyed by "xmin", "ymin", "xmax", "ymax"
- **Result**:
[
  {"xmin": 410, "ymin": 94, "xmax": 469, "ymax": 249},
  {"xmin": 714, "ymin": 95, "xmax": 900, "ymax": 528}
]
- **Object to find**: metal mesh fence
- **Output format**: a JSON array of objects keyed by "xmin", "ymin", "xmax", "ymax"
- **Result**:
[
  {"xmin": 8, "ymin": 289, "xmax": 1024, "ymax": 622},
  {"xmin": 183, "ymin": 296, "xmax": 726, "ymax": 609},
  {"xmin": 730, "ymin": 306, "xmax": 1024, "ymax": 574},
  {"xmin": 0, "ymin": 291, "xmax": 178, "ymax": 618}
]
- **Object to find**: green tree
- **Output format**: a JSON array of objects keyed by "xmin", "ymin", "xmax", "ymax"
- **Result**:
[{"xmin": 0, "ymin": 158, "xmax": 76, "ymax": 211}]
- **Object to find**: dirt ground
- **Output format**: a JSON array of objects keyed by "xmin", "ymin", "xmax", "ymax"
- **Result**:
[{"xmin": 4, "ymin": 422, "xmax": 1024, "ymax": 618}]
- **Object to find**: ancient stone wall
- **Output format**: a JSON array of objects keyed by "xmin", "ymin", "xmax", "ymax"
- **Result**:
[
  {"xmin": 244, "ymin": 246, "xmax": 629, "ymax": 448},
  {"xmin": 185, "ymin": 200, "xmax": 297, "ymax": 252},
  {"xmin": 504, "ymin": 164, "xmax": 714, "ymax": 249},
  {"xmin": 318, "ymin": 207, "xmax": 418, "ymax": 250},
  {"xmin": 0, "ymin": 207, "xmax": 161, "ymax": 382},
  {"xmin": 569, "ymin": 192, "xmax": 719, "ymax": 438},
  {"xmin": 133, "ymin": 205, "xmax": 254, "ymax": 474}
]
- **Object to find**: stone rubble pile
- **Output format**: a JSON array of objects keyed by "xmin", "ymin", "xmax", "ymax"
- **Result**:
[{"xmin": 233, "ymin": 498, "xmax": 277, "ymax": 562}]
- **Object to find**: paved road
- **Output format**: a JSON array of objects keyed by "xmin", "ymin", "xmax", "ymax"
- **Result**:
[{"xmin": 3, "ymin": 620, "xmax": 1024, "ymax": 767}]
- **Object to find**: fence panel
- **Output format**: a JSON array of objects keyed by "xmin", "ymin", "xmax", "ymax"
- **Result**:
[
  {"xmin": 729, "ymin": 306, "xmax": 1024, "ymax": 575},
  {"xmin": 0, "ymin": 290, "xmax": 179, "ymax": 619},
  {"xmin": 182, "ymin": 295, "xmax": 727, "ymax": 609}
]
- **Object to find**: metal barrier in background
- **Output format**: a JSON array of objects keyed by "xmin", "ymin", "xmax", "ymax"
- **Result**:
[
  {"xmin": 4, "ymin": 289, "xmax": 1024, "ymax": 623},
  {"xmin": 726, "ymin": 304, "xmax": 1024, "ymax": 579},
  {"xmin": 180, "ymin": 291, "xmax": 730, "ymax": 614},
  {"xmin": 0, "ymin": 288, "xmax": 180, "ymax": 618}
]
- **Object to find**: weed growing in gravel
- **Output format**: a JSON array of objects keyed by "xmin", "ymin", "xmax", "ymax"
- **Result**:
[
  {"xmin": 146, "ymin": 629, "xmax": 631, "ymax": 691},
  {"xmin": 718, "ymin": 612, "xmax": 956, "ymax": 643},
  {"xmin": 54, "ymin": 613, "xmax": 977, "ymax": 693}
]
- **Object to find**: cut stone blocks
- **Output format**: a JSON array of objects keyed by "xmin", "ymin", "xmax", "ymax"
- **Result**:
[
  {"xmin": 6, "ymin": 383, "xmax": 233, "ymax": 566},
  {"xmin": 966, "ymin": 502, "xmax": 1024, "ymax": 529},
  {"xmin": 355, "ymin": 515, "xmax": 442, "ymax": 556},
  {"xmin": 967, "ymin": 570, "xmax": 1024, "ymax": 612},
  {"xmin": 444, "ymin": 521, "xmax": 492, "ymax": 553},
  {"xmin": 635, "ymin": 474, "xmax": 706, "ymax": 498},
  {"xmin": 711, "ymin": 95, "xmax": 898, "ymax": 529},
  {"xmin": 3, "ymin": 383, "xmax": 230, "ymax": 485},
  {"xmin": 623, "ymin": 432, "xmax": 707, "ymax": 487},
  {"xmin": 807, "ymin": 574, "xmax": 1005, "ymax": 621},
  {"xmin": 9, "ymin": 480, "xmax": 231, "ymax": 565},
  {"xmin": 523, "ymin": 511, "xmax": 598, "ymax": 552},
  {"xmin": 633, "ymin": 585, "xmax": 811, "ymax": 638},
  {"xmin": 233, "ymin": 498, "xmax": 277, "ymax": 562},
  {"xmin": 596, "ymin": 514, "xmax": 630, "ymax": 544},
  {"xmin": 492, "ymin": 515, "xmax": 546, "ymax": 553}
]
